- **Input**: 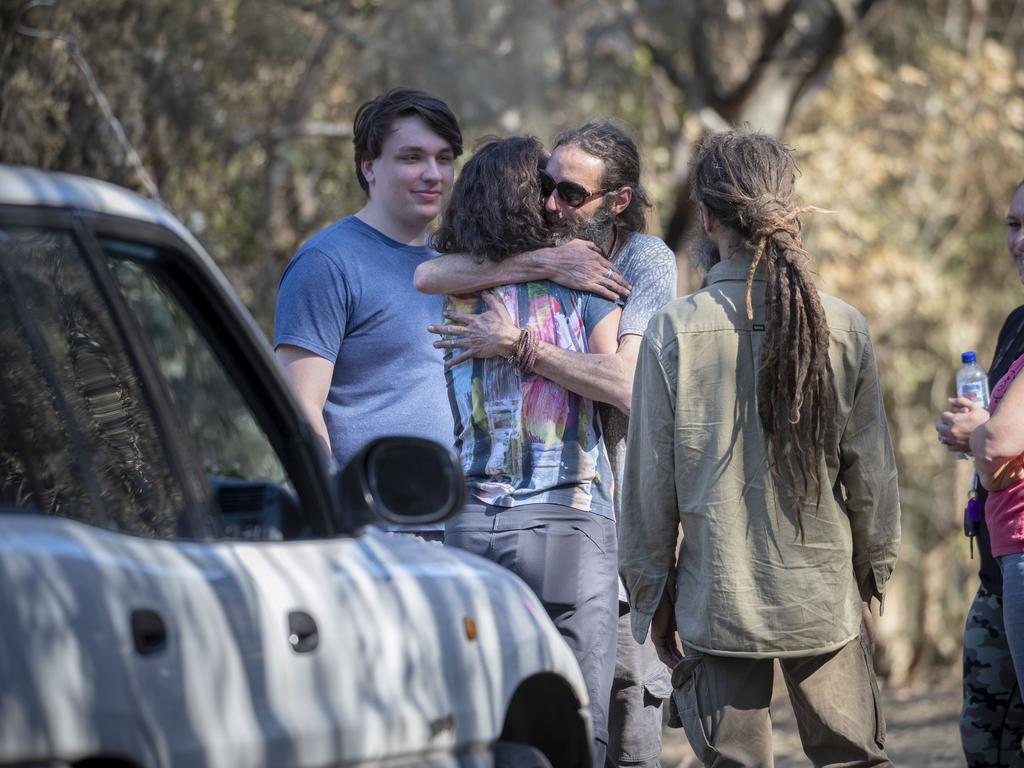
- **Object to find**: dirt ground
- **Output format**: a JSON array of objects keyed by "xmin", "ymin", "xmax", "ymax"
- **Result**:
[{"xmin": 660, "ymin": 668, "xmax": 963, "ymax": 767}]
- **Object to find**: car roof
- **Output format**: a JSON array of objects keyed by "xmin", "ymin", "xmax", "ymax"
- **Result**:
[
  {"xmin": 0, "ymin": 164, "xmax": 273, "ymax": 349},
  {"xmin": 0, "ymin": 164, "xmax": 202, "ymax": 252}
]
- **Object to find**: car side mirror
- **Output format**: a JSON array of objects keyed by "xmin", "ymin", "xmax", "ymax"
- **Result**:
[{"xmin": 336, "ymin": 437, "xmax": 465, "ymax": 530}]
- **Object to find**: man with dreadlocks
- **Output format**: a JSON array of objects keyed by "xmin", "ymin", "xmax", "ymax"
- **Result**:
[{"xmin": 620, "ymin": 130, "xmax": 901, "ymax": 767}]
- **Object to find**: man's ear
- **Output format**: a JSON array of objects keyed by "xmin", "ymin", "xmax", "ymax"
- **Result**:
[
  {"xmin": 610, "ymin": 186, "xmax": 632, "ymax": 217},
  {"xmin": 361, "ymin": 158, "xmax": 376, "ymax": 186}
]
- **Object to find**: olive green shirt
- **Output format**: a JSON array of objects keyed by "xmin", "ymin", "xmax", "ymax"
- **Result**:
[{"xmin": 620, "ymin": 256, "xmax": 900, "ymax": 658}]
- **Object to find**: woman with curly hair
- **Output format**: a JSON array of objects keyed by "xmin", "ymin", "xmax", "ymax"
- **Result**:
[{"xmin": 432, "ymin": 135, "xmax": 623, "ymax": 765}]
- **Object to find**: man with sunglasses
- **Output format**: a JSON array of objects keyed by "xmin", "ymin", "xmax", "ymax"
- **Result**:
[{"xmin": 417, "ymin": 121, "xmax": 677, "ymax": 768}]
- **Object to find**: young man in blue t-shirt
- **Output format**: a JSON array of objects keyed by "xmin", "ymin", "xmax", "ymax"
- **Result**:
[{"xmin": 274, "ymin": 89, "xmax": 463, "ymax": 521}]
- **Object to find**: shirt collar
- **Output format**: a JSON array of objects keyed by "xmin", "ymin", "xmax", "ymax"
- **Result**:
[{"xmin": 706, "ymin": 254, "xmax": 766, "ymax": 286}]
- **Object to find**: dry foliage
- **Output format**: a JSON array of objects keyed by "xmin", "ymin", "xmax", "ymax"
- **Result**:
[{"xmin": 3, "ymin": 0, "xmax": 1024, "ymax": 679}]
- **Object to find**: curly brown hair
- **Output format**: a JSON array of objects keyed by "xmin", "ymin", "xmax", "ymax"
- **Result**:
[
  {"xmin": 692, "ymin": 130, "xmax": 836, "ymax": 540},
  {"xmin": 432, "ymin": 135, "xmax": 552, "ymax": 261}
]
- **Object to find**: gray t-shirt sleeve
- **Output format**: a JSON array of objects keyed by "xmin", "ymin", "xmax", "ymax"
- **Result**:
[
  {"xmin": 618, "ymin": 237, "xmax": 677, "ymax": 338},
  {"xmin": 274, "ymin": 247, "xmax": 351, "ymax": 362}
]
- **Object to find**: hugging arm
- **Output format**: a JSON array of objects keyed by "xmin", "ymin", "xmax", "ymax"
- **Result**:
[
  {"xmin": 431, "ymin": 297, "xmax": 635, "ymax": 414},
  {"xmin": 530, "ymin": 320, "xmax": 635, "ymax": 414},
  {"xmin": 413, "ymin": 241, "xmax": 630, "ymax": 300}
]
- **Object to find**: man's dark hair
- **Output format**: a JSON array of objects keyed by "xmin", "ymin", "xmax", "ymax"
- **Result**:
[
  {"xmin": 352, "ymin": 88, "xmax": 463, "ymax": 194},
  {"xmin": 433, "ymin": 136, "xmax": 552, "ymax": 262},
  {"xmin": 691, "ymin": 129, "xmax": 836, "ymax": 540},
  {"xmin": 553, "ymin": 120, "xmax": 651, "ymax": 234}
]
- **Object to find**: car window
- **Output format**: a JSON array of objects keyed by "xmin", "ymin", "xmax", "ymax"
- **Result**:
[
  {"xmin": 0, "ymin": 227, "xmax": 187, "ymax": 537},
  {"xmin": 102, "ymin": 240, "xmax": 305, "ymax": 541}
]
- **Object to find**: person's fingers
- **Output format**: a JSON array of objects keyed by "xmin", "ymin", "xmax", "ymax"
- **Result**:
[
  {"xmin": 608, "ymin": 271, "xmax": 631, "ymax": 293},
  {"xmin": 445, "ymin": 350, "xmax": 475, "ymax": 368},
  {"xmin": 433, "ymin": 338, "xmax": 465, "ymax": 350},
  {"xmin": 588, "ymin": 282, "xmax": 620, "ymax": 302},
  {"xmin": 861, "ymin": 602, "xmax": 877, "ymax": 652},
  {"xmin": 428, "ymin": 324, "xmax": 467, "ymax": 337},
  {"xmin": 587, "ymin": 254, "xmax": 619, "ymax": 275},
  {"xmin": 587, "ymin": 263, "xmax": 630, "ymax": 294},
  {"xmin": 445, "ymin": 311, "xmax": 474, "ymax": 325},
  {"xmin": 949, "ymin": 396, "xmax": 982, "ymax": 410},
  {"xmin": 596, "ymin": 271, "xmax": 632, "ymax": 297}
]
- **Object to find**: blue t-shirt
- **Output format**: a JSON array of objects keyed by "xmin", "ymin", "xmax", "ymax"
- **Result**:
[
  {"xmin": 274, "ymin": 216, "xmax": 454, "ymax": 472},
  {"xmin": 444, "ymin": 282, "xmax": 618, "ymax": 519}
]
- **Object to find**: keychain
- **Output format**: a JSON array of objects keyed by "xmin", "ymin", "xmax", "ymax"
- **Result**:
[{"xmin": 964, "ymin": 474, "xmax": 982, "ymax": 559}]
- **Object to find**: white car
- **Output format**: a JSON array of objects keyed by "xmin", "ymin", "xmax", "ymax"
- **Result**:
[{"xmin": 0, "ymin": 166, "xmax": 592, "ymax": 768}]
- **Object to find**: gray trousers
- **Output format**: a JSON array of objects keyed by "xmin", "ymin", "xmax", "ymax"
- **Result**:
[
  {"xmin": 672, "ymin": 632, "xmax": 892, "ymax": 768},
  {"xmin": 607, "ymin": 609, "xmax": 673, "ymax": 767},
  {"xmin": 445, "ymin": 503, "xmax": 619, "ymax": 764}
]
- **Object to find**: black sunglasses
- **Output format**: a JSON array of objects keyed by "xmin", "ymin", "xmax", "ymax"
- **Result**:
[{"xmin": 539, "ymin": 169, "xmax": 614, "ymax": 208}]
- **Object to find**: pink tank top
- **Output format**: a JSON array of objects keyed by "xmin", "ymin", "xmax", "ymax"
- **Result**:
[{"xmin": 985, "ymin": 353, "xmax": 1024, "ymax": 557}]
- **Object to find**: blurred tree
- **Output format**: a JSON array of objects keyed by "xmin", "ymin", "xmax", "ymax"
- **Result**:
[
  {"xmin": 577, "ymin": 0, "xmax": 886, "ymax": 256},
  {"xmin": 793, "ymin": 0, "xmax": 1024, "ymax": 680},
  {"xmin": 3, "ymin": 0, "xmax": 1024, "ymax": 681}
]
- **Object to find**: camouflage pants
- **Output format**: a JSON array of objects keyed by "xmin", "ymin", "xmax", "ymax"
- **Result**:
[{"xmin": 962, "ymin": 584, "xmax": 1024, "ymax": 767}]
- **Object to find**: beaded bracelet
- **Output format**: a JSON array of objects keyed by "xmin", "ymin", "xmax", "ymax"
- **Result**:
[
  {"xmin": 519, "ymin": 327, "xmax": 539, "ymax": 374},
  {"xmin": 506, "ymin": 328, "xmax": 528, "ymax": 368}
]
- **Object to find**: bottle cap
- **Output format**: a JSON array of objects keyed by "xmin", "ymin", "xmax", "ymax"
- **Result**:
[{"xmin": 962, "ymin": 351, "xmax": 977, "ymax": 364}]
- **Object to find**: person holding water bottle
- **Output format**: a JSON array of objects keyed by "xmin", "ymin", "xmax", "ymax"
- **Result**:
[
  {"xmin": 953, "ymin": 352, "xmax": 990, "ymax": 458},
  {"xmin": 935, "ymin": 179, "xmax": 1024, "ymax": 768},
  {"xmin": 973, "ymin": 341, "xmax": 1024, "ymax": 695}
]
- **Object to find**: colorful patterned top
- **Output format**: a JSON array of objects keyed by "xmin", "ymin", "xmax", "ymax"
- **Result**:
[{"xmin": 444, "ymin": 281, "xmax": 618, "ymax": 518}]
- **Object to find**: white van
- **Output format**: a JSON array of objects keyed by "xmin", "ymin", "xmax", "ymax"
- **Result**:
[{"xmin": 0, "ymin": 166, "xmax": 591, "ymax": 768}]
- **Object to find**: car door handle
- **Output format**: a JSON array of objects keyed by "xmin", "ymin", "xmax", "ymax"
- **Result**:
[
  {"xmin": 288, "ymin": 610, "xmax": 318, "ymax": 653},
  {"xmin": 131, "ymin": 609, "xmax": 167, "ymax": 655}
]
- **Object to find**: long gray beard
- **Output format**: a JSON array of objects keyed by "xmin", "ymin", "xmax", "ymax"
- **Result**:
[{"xmin": 552, "ymin": 201, "xmax": 616, "ymax": 250}]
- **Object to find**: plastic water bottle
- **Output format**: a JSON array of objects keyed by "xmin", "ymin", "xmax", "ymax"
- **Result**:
[{"xmin": 955, "ymin": 351, "xmax": 990, "ymax": 459}]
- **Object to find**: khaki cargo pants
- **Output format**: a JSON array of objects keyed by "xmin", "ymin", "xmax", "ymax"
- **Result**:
[{"xmin": 671, "ymin": 632, "xmax": 893, "ymax": 767}]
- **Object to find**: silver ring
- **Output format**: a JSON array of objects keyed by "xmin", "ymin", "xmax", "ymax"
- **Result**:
[{"xmin": 603, "ymin": 268, "xmax": 614, "ymax": 279}]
